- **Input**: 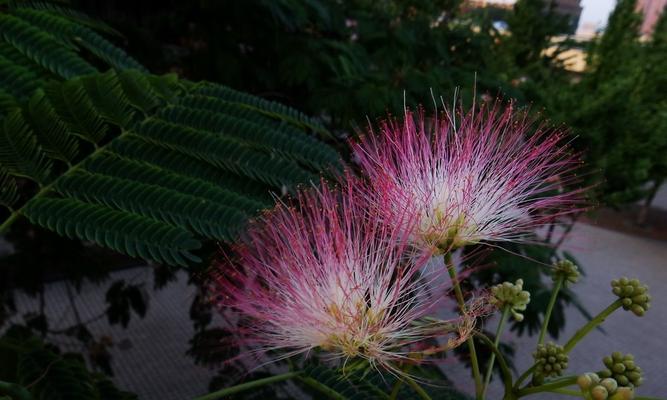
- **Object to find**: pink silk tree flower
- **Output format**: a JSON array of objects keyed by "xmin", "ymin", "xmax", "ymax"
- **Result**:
[
  {"xmin": 212, "ymin": 177, "xmax": 475, "ymax": 371},
  {"xmin": 351, "ymin": 101, "xmax": 586, "ymax": 254}
]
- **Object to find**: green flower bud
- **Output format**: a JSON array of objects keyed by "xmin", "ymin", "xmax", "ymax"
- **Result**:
[
  {"xmin": 601, "ymin": 378, "xmax": 618, "ymax": 392},
  {"xmin": 490, "ymin": 279, "xmax": 531, "ymax": 321},
  {"xmin": 614, "ymin": 364, "xmax": 626, "ymax": 374},
  {"xmin": 533, "ymin": 342, "xmax": 568, "ymax": 379},
  {"xmin": 591, "ymin": 386, "xmax": 609, "ymax": 400},
  {"xmin": 599, "ymin": 352, "xmax": 642, "ymax": 388},
  {"xmin": 609, "ymin": 387, "xmax": 635, "ymax": 400},
  {"xmin": 579, "ymin": 374, "xmax": 636, "ymax": 400},
  {"xmin": 578, "ymin": 372, "xmax": 601, "ymax": 390},
  {"xmin": 552, "ymin": 259, "xmax": 580, "ymax": 286},
  {"xmin": 611, "ymin": 278, "xmax": 650, "ymax": 317}
]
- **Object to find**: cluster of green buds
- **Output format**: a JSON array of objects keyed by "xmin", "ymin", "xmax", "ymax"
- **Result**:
[
  {"xmin": 552, "ymin": 259, "xmax": 580, "ymax": 286},
  {"xmin": 577, "ymin": 373, "xmax": 635, "ymax": 400},
  {"xmin": 600, "ymin": 352, "xmax": 643, "ymax": 387},
  {"xmin": 489, "ymin": 279, "xmax": 530, "ymax": 321},
  {"xmin": 611, "ymin": 278, "xmax": 651, "ymax": 316},
  {"xmin": 533, "ymin": 342, "xmax": 568, "ymax": 381}
]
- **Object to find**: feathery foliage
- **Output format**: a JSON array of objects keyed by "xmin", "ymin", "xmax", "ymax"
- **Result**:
[
  {"xmin": 0, "ymin": 68, "xmax": 340, "ymax": 267},
  {"xmin": 0, "ymin": 0, "xmax": 144, "ymax": 109}
]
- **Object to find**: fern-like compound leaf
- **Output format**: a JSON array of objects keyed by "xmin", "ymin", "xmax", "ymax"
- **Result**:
[
  {"xmin": 192, "ymin": 82, "xmax": 329, "ymax": 137},
  {"xmin": 157, "ymin": 105, "xmax": 340, "ymax": 170},
  {"xmin": 84, "ymin": 152, "xmax": 268, "ymax": 213},
  {"xmin": 23, "ymin": 197, "xmax": 202, "ymax": 266},
  {"xmin": 0, "ymin": 53, "xmax": 43, "ymax": 100},
  {"xmin": 116, "ymin": 69, "xmax": 163, "ymax": 114},
  {"xmin": 72, "ymin": 24, "xmax": 146, "ymax": 71},
  {"xmin": 0, "ymin": 167, "xmax": 19, "ymax": 208},
  {"xmin": 80, "ymin": 71, "xmax": 135, "ymax": 128},
  {"xmin": 107, "ymin": 134, "xmax": 275, "ymax": 203},
  {"xmin": 0, "ymin": 65, "xmax": 337, "ymax": 267},
  {"xmin": 54, "ymin": 170, "xmax": 248, "ymax": 241},
  {"xmin": 0, "ymin": 13, "xmax": 97, "ymax": 79},
  {"xmin": 27, "ymin": 89, "xmax": 79, "ymax": 163},
  {"xmin": 43, "ymin": 79, "xmax": 109, "ymax": 144},
  {"xmin": 132, "ymin": 118, "xmax": 315, "ymax": 188},
  {"xmin": 10, "ymin": 0, "xmax": 124, "ymax": 37},
  {"xmin": 0, "ymin": 109, "xmax": 52, "ymax": 184}
]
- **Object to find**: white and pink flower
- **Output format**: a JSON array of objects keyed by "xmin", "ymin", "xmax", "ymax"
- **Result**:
[
  {"xmin": 213, "ymin": 177, "xmax": 472, "ymax": 370},
  {"xmin": 351, "ymin": 102, "xmax": 586, "ymax": 253}
]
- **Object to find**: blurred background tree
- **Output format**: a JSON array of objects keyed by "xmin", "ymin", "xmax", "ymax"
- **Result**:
[{"xmin": 542, "ymin": 0, "xmax": 667, "ymax": 215}]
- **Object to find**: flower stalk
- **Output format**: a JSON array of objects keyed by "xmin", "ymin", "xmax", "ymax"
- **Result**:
[
  {"xmin": 538, "ymin": 275, "xmax": 564, "ymax": 346},
  {"xmin": 445, "ymin": 253, "xmax": 483, "ymax": 400},
  {"xmin": 404, "ymin": 375, "xmax": 433, "ymax": 400},
  {"xmin": 564, "ymin": 299, "xmax": 623, "ymax": 353},
  {"xmin": 482, "ymin": 305, "xmax": 510, "ymax": 397},
  {"xmin": 192, "ymin": 372, "xmax": 301, "ymax": 400},
  {"xmin": 389, "ymin": 364, "xmax": 413, "ymax": 400},
  {"xmin": 475, "ymin": 333, "xmax": 514, "ymax": 398},
  {"xmin": 517, "ymin": 376, "xmax": 578, "ymax": 396}
]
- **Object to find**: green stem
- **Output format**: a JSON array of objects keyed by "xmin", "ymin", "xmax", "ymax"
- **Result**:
[
  {"xmin": 0, "ymin": 211, "xmax": 22, "ymax": 234},
  {"xmin": 563, "ymin": 299, "xmax": 623, "ymax": 353},
  {"xmin": 389, "ymin": 364, "xmax": 413, "ymax": 400},
  {"xmin": 538, "ymin": 276, "xmax": 564, "ymax": 346},
  {"xmin": 192, "ymin": 372, "xmax": 301, "ymax": 400},
  {"xmin": 444, "ymin": 253, "xmax": 483, "ymax": 400},
  {"xmin": 404, "ymin": 375, "xmax": 432, "ymax": 400},
  {"xmin": 475, "ymin": 333, "xmax": 514, "ymax": 398},
  {"xmin": 297, "ymin": 376, "xmax": 347, "ymax": 400},
  {"xmin": 549, "ymin": 388, "xmax": 583, "ymax": 397},
  {"xmin": 517, "ymin": 376, "xmax": 577, "ymax": 397},
  {"xmin": 482, "ymin": 306, "xmax": 510, "ymax": 397},
  {"xmin": 513, "ymin": 366, "xmax": 535, "ymax": 390},
  {"xmin": 389, "ymin": 379, "xmax": 404, "ymax": 400}
]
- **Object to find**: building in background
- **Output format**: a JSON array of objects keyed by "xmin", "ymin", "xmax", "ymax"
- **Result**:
[
  {"xmin": 553, "ymin": 0, "xmax": 583, "ymax": 33},
  {"xmin": 637, "ymin": 0, "xmax": 667, "ymax": 36},
  {"xmin": 463, "ymin": 0, "xmax": 582, "ymax": 34},
  {"xmin": 465, "ymin": 0, "xmax": 514, "ymax": 9}
]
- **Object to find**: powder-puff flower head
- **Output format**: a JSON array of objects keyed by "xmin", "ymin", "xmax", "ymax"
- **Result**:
[
  {"xmin": 351, "ymin": 101, "xmax": 586, "ymax": 253},
  {"xmin": 213, "ymin": 177, "xmax": 475, "ymax": 371}
]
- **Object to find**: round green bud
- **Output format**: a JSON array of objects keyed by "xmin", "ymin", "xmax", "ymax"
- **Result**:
[
  {"xmin": 552, "ymin": 260, "xmax": 580, "ymax": 286},
  {"xmin": 591, "ymin": 385, "xmax": 609, "ymax": 400},
  {"xmin": 611, "ymin": 278, "xmax": 650, "ymax": 317},
  {"xmin": 578, "ymin": 374, "xmax": 593, "ymax": 389},
  {"xmin": 578, "ymin": 372, "xmax": 603, "ymax": 390},
  {"xmin": 533, "ymin": 342, "xmax": 568, "ymax": 379},
  {"xmin": 600, "ymin": 352, "xmax": 642, "ymax": 388},
  {"xmin": 612, "ymin": 363, "xmax": 626, "ymax": 374},
  {"xmin": 601, "ymin": 378, "xmax": 618, "ymax": 392},
  {"xmin": 490, "ymin": 279, "xmax": 530, "ymax": 321},
  {"xmin": 610, "ymin": 387, "xmax": 635, "ymax": 400}
]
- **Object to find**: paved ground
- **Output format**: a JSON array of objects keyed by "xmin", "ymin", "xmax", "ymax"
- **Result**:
[
  {"xmin": 446, "ymin": 221, "xmax": 667, "ymax": 399},
  {"xmin": 8, "ymin": 267, "xmax": 220, "ymax": 400}
]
